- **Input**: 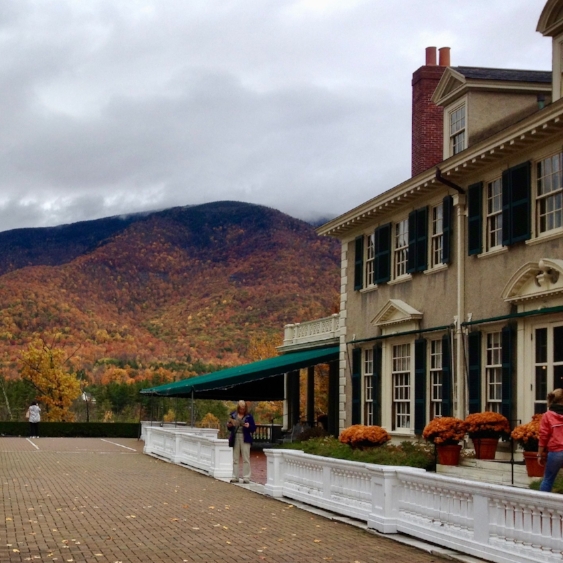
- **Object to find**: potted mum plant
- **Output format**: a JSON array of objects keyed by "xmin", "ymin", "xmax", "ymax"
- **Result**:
[
  {"xmin": 339, "ymin": 425, "xmax": 390, "ymax": 449},
  {"xmin": 422, "ymin": 417, "xmax": 468, "ymax": 465},
  {"xmin": 465, "ymin": 412, "xmax": 511, "ymax": 460},
  {"xmin": 511, "ymin": 414, "xmax": 544, "ymax": 477}
]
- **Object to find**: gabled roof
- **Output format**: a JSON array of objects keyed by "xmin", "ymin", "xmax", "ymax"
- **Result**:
[
  {"xmin": 537, "ymin": 0, "xmax": 563, "ymax": 36},
  {"xmin": 432, "ymin": 66, "xmax": 551, "ymax": 106},
  {"xmin": 453, "ymin": 67, "xmax": 551, "ymax": 83}
]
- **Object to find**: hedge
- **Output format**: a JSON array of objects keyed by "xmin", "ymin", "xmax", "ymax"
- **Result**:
[{"xmin": 0, "ymin": 422, "xmax": 140, "ymax": 438}]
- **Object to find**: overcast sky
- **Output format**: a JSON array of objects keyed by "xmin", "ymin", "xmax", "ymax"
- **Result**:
[{"xmin": 0, "ymin": 0, "xmax": 552, "ymax": 231}]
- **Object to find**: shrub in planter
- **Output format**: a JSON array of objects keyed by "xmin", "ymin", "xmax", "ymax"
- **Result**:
[
  {"xmin": 464, "ymin": 412, "xmax": 511, "ymax": 440},
  {"xmin": 422, "ymin": 417, "xmax": 467, "ymax": 445},
  {"xmin": 511, "ymin": 414, "xmax": 542, "ymax": 451},
  {"xmin": 339, "ymin": 425, "xmax": 390, "ymax": 449}
]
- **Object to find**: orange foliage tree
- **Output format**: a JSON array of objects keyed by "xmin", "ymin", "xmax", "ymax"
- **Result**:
[{"xmin": 18, "ymin": 336, "xmax": 81, "ymax": 421}]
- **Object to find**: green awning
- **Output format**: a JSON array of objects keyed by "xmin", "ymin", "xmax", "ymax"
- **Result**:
[{"xmin": 140, "ymin": 346, "xmax": 339, "ymax": 400}]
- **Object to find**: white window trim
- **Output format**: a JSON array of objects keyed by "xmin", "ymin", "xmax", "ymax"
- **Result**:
[
  {"xmin": 389, "ymin": 340, "xmax": 413, "ymax": 434},
  {"xmin": 536, "ymin": 151, "xmax": 563, "ymax": 236},
  {"xmin": 443, "ymin": 97, "xmax": 468, "ymax": 158},
  {"xmin": 429, "ymin": 339, "xmax": 443, "ymax": 420},
  {"xmin": 484, "ymin": 331, "xmax": 503, "ymax": 413},
  {"xmin": 393, "ymin": 218, "xmax": 409, "ymax": 280},
  {"xmin": 486, "ymin": 178, "xmax": 503, "ymax": 252}
]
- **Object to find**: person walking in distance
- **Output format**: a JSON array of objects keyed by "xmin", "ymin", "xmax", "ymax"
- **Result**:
[
  {"xmin": 27, "ymin": 401, "xmax": 41, "ymax": 438},
  {"xmin": 227, "ymin": 400, "xmax": 256, "ymax": 484},
  {"xmin": 538, "ymin": 389, "xmax": 563, "ymax": 492}
]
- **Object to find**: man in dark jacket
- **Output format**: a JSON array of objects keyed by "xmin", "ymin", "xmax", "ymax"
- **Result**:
[{"xmin": 227, "ymin": 400, "xmax": 256, "ymax": 483}]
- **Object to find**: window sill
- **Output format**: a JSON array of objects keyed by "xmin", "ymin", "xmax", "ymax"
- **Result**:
[
  {"xmin": 526, "ymin": 228, "xmax": 563, "ymax": 246},
  {"xmin": 477, "ymin": 246, "xmax": 507, "ymax": 259},
  {"xmin": 423, "ymin": 264, "xmax": 448, "ymax": 275},
  {"xmin": 388, "ymin": 274, "xmax": 412, "ymax": 286},
  {"xmin": 360, "ymin": 285, "xmax": 378, "ymax": 294},
  {"xmin": 390, "ymin": 430, "xmax": 414, "ymax": 438}
]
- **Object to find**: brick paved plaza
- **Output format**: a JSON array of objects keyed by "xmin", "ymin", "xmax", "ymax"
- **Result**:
[{"xmin": 1, "ymin": 438, "xmax": 453, "ymax": 562}]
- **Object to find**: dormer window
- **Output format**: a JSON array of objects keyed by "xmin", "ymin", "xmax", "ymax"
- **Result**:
[{"xmin": 449, "ymin": 104, "xmax": 466, "ymax": 155}]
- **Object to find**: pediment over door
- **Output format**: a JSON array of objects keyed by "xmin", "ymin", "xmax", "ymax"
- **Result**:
[
  {"xmin": 371, "ymin": 299, "xmax": 423, "ymax": 334},
  {"xmin": 502, "ymin": 258, "xmax": 563, "ymax": 303}
]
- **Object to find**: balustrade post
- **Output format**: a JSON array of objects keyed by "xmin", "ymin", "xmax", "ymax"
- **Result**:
[
  {"xmin": 264, "ymin": 449, "xmax": 285, "ymax": 497},
  {"xmin": 472, "ymin": 494, "xmax": 490, "ymax": 545}
]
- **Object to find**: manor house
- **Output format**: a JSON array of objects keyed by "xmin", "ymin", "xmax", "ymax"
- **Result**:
[{"xmin": 316, "ymin": 0, "xmax": 563, "ymax": 436}]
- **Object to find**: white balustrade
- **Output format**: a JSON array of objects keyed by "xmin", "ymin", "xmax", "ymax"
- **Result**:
[
  {"xmin": 144, "ymin": 427, "xmax": 231, "ymax": 479},
  {"xmin": 281, "ymin": 314, "xmax": 339, "ymax": 349},
  {"xmin": 264, "ymin": 449, "xmax": 563, "ymax": 563},
  {"xmin": 140, "ymin": 421, "xmax": 218, "ymax": 441}
]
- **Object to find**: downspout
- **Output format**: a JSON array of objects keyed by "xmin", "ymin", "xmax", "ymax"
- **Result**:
[
  {"xmin": 435, "ymin": 168, "xmax": 465, "ymax": 194},
  {"xmin": 454, "ymin": 192, "xmax": 467, "ymax": 418},
  {"xmin": 435, "ymin": 168, "xmax": 467, "ymax": 418}
]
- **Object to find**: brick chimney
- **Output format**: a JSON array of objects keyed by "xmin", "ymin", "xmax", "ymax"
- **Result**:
[{"xmin": 411, "ymin": 46, "xmax": 450, "ymax": 177}]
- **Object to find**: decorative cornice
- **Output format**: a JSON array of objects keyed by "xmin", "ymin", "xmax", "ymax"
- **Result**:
[{"xmin": 317, "ymin": 98, "xmax": 563, "ymax": 239}]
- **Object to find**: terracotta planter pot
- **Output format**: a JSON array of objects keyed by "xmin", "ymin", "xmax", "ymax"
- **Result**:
[
  {"xmin": 523, "ymin": 451, "xmax": 545, "ymax": 478},
  {"xmin": 436, "ymin": 444, "xmax": 462, "ymax": 466},
  {"xmin": 472, "ymin": 437, "xmax": 498, "ymax": 460}
]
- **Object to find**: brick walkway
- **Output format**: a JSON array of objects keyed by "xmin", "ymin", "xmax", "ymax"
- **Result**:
[{"xmin": 1, "ymin": 438, "xmax": 453, "ymax": 563}]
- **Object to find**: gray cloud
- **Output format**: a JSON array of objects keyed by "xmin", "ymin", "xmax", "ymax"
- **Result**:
[{"xmin": 0, "ymin": 0, "xmax": 551, "ymax": 230}]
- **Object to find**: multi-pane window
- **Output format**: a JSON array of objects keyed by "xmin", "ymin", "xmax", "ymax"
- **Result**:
[
  {"xmin": 534, "ymin": 325, "xmax": 563, "ymax": 413},
  {"xmin": 487, "ymin": 179, "xmax": 503, "ymax": 250},
  {"xmin": 430, "ymin": 340, "xmax": 443, "ymax": 418},
  {"xmin": 537, "ymin": 153, "xmax": 563, "ymax": 233},
  {"xmin": 364, "ymin": 349, "xmax": 374, "ymax": 425},
  {"xmin": 486, "ymin": 332, "xmax": 502, "ymax": 413},
  {"xmin": 449, "ymin": 105, "xmax": 466, "ymax": 155},
  {"xmin": 394, "ymin": 219, "xmax": 409, "ymax": 278},
  {"xmin": 392, "ymin": 343, "xmax": 411, "ymax": 430},
  {"xmin": 365, "ymin": 233, "xmax": 375, "ymax": 287},
  {"xmin": 431, "ymin": 203, "xmax": 444, "ymax": 267}
]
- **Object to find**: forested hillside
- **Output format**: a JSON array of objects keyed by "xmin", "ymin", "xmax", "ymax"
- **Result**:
[{"xmin": 0, "ymin": 201, "xmax": 340, "ymax": 389}]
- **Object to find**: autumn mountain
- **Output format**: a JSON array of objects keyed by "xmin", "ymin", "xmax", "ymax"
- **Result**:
[{"xmin": 0, "ymin": 201, "xmax": 340, "ymax": 382}]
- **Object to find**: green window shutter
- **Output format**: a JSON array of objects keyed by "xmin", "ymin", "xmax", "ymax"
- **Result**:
[
  {"xmin": 407, "ymin": 210, "xmax": 417, "ymax": 273},
  {"xmin": 407, "ymin": 208, "xmax": 428, "ymax": 273},
  {"xmin": 467, "ymin": 331, "xmax": 482, "ymax": 414},
  {"xmin": 351, "ymin": 348, "xmax": 362, "ymax": 424},
  {"xmin": 502, "ymin": 161, "xmax": 531, "ymax": 246},
  {"xmin": 441, "ymin": 333, "xmax": 452, "ymax": 417},
  {"xmin": 501, "ymin": 325, "xmax": 516, "ymax": 422},
  {"xmin": 354, "ymin": 236, "xmax": 364, "ymax": 291},
  {"xmin": 467, "ymin": 182, "xmax": 483, "ymax": 256},
  {"xmin": 414, "ymin": 338, "xmax": 427, "ymax": 435},
  {"xmin": 442, "ymin": 195, "xmax": 453, "ymax": 264},
  {"xmin": 374, "ymin": 223, "xmax": 391, "ymax": 284},
  {"xmin": 373, "ymin": 344, "xmax": 382, "ymax": 426},
  {"xmin": 415, "ymin": 207, "xmax": 428, "ymax": 272}
]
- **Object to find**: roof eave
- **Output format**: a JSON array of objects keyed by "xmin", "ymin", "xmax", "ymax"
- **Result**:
[{"xmin": 318, "ymin": 98, "xmax": 563, "ymax": 239}]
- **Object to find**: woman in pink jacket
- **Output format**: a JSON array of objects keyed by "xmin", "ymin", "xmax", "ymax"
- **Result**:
[{"xmin": 539, "ymin": 389, "xmax": 563, "ymax": 492}]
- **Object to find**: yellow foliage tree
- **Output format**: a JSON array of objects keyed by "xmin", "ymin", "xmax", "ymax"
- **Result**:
[{"xmin": 18, "ymin": 337, "xmax": 81, "ymax": 422}]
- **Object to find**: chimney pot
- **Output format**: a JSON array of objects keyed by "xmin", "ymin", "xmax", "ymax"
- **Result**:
[
  {"xmin": 425, "ymin": 46, "xmax": 437, "ymax": 66},
  {"xmin": 439, "ymin": 47, "xmax": 451, "ymax": 67}
]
